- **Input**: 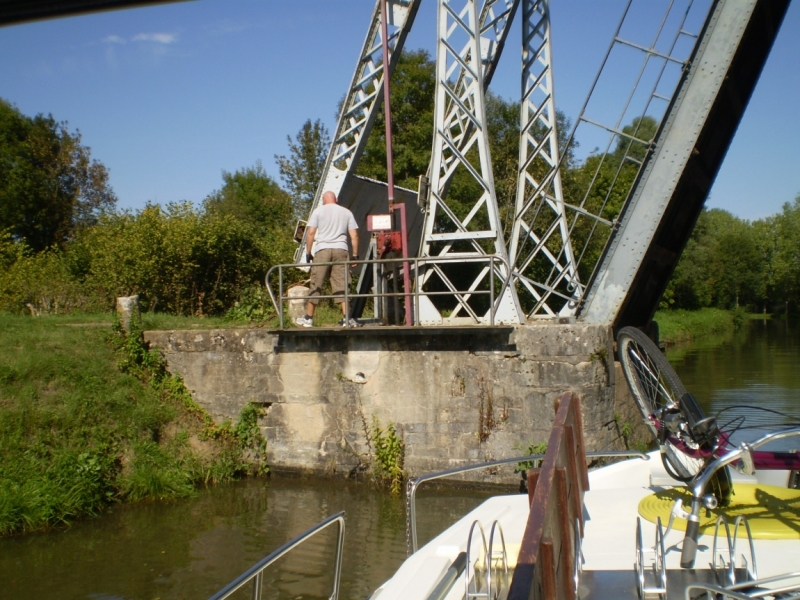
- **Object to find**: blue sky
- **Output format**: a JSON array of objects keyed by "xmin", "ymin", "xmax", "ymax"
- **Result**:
[{"xmin": 0, "ymin": 0, "xmax": 798, "ymax": 221}]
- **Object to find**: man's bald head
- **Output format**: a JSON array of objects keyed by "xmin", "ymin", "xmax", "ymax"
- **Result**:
[{"xmin": 322, "ymin": 191, "xmax": 338, "ymax": 205}]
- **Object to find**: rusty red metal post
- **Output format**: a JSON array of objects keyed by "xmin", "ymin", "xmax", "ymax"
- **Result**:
[
  {"xmin": 380, "ymin": 0, "xmax": 395, "ymax": 207},
  {"xmin": 380, "ymin": 0, "xmax": 413, "ymax": 326}
]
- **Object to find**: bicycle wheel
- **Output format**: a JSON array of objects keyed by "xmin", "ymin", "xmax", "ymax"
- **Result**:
[
  {"xmin": 617, "ymin": 327, "xmax": 706, "ymax": 481},
  {"xmin": 617, "ymin": 326, "xmax": 686, "ymax": 436},
  {"xmin": 661, "ymin": 443, "xmax": 707, "ymax": 482}
]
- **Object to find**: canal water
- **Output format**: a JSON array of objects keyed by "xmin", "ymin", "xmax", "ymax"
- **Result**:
[
  {"xmin": 0, "ymin": 469, "xmax": 505, "ymax": 599},
  {"xmin": 666, "ymin": 318, "xmax": 800, "ymax": 444},
  {"xmin": 2, "ymin": 319, "xmax": 798, "ymax": 599}
]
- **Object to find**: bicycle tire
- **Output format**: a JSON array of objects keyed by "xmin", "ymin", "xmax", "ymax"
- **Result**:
[
  {"xmin": 617, "ymin": 326, "xmax": 687, "ymax": 436},
  {"xmin": 617, "ymin": 327, "xmax": 706, "ymax": 481},
  {"xmin": 662, "ymin": 444, "xmax": 705, "ymax": 482}
]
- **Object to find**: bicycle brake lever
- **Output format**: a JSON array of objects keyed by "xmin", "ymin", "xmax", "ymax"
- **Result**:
[{"xmin": 664, "ymin": 498, "xmax": 690, "ymax": 540}]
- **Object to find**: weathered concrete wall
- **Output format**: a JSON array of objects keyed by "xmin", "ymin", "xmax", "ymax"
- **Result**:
[{"xmin": 144, "ymin": 324, "xmax": 649, "ymax": 480}]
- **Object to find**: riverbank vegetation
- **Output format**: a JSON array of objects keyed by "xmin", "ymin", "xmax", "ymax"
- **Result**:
[
  {"xmin": 0, "ymin": 313, "xmax": 268, "ymax": 535},
  {"xmin": 653, "ymin": 308, "xmax": 742, "ymax": 345},
  {"xmin": 368, "ymin": 417, "xmax": 406, "ymax": 495},
  {"xmin": 654, "ymin": 198, "xmax": 800, "ymax": 342}
]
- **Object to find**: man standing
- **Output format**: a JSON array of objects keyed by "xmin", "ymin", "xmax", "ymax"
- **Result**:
[{"xmin": 295, "ymin": 190, "xmax": 360, "ymax": 327}]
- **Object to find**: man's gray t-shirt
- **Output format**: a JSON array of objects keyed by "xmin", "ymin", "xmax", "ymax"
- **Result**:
[{"xmin": 308, "ymin": 204, "xmax": 358, "ymax": 253}]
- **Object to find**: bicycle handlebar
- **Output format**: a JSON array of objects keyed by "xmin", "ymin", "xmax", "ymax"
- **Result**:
[{"xmin": 680, "ymin": 427, "xmax": 800, "ymax": 567}]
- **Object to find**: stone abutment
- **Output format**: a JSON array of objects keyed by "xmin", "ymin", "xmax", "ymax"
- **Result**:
[{"xmin": 144, "ymin": 324, "xmax": 648, "ymax": 482}]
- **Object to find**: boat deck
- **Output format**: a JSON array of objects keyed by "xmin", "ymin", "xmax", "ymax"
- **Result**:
[{"xmin": 371, "ymin": 452, "xmax": 798, "ymax": 600}]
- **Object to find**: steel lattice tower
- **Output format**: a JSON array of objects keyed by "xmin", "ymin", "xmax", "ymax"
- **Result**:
[
  {"xmin": 296, "ymin": 0, "xmax": 420, "ymax": 265},
  {"xmin": 507, "ymin": 0, "xmax": 580, "ymax": 319},
  {"xmin": 416, "ymin": 0, "xmax": 524, "ymax": 325}
]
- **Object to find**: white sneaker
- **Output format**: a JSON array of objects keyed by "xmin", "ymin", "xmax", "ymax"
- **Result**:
[
  {"xmin": 295, "ymin": 315, "xmax": 313, "ymax": 328},
  {"xmin": 338, "ymin": 317, "xmax": 361, "ymax": 328}
]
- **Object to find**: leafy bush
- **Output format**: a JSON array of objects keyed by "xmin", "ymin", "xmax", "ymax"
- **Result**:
[
  {"xmin": 82, "ymin": 202, "xmax": 286, "ymax": 315},
  {"xmin": 0, "ymin": 232, "xmax": 104, "ymax": 314},
  {"xmin": 514, "ymin": 440, "xmax": 547, "ymax": 472},
  {"xmin": 369, "ymin": 417, "xmax": 405, "ymax": 495},
  {"xmin": 225, "ymin": 285, "xmax": 277, "ymax": 323},
  {"xmin": 0, "ymin": 201, "xmax": 295, "ymax": 316}
]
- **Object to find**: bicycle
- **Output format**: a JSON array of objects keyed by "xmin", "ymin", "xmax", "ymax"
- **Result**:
[{"xmin": 616, "ymin": 326, "xmax": 800, "ymax": 568}]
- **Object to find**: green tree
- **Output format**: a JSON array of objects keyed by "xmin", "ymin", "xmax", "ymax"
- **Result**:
[
  {"xmin": 665, "ymin": 209, "xmax": 765, "ymax": 310},
  {"xmin": 664, "ymin": 210, "xmax": 715, "ymax": 309},
  {"xmin": 275, "ymin": 119, "xmax": 330, "ymax": 220},
  {"xmin": 772, "ymin": 195, "xmax": 800, "ymax": 314},
  {"xmin": 485, "ymin": 92, "xmax": 520, "ymax": 235},
  {"xmin": 0, "ymin": 98, "xmax": 117, "ymax": 251},
  {"xmin": 355, "ymin": 49, "xmax": 436, "ymax": 191},
  {"xmin": 751, "ymin": 217, "xmax": 778, "ymax": 313},
  {"xmin": 613, "ymin": 115, "xmax": 658, "ymax": 163},
  {"xmin": 203, "ymin": 161, "xmax": 293, "ymax": 233},
  {"xmin": 486, "ymin": 92, "xmax": 577, "ymax": 237},
  {"xmin": 81, "ymin": 202, "xmax": 285, "ymax": 315},
  {"xmin": 560, "ymin": 116, "xmax": 658, "ymax": 282}
]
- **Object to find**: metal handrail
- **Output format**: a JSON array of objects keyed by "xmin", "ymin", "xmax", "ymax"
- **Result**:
[
  {"xmin": 406, "ymin": 450, "xmax": 648, "ymax": 554},
  {"xmin": 265, "ymin": 254, "xmax": 516, "ymax": 328},
  {"xmin": 208, "ymin": 511, "xmax": 345, "ymax": 600},
  {"xmin": 465, "ymin": 520, "xmax": 489, "ymax": 600}
]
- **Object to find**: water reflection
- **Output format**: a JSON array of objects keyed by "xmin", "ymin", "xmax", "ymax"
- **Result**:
[
  {"xmin": 668, "ymin": 319, "xmax": 800, "ymax": 445},
  {"xmin": 0, "ymin": 474, "xmax": 505, "ymax": 599}
]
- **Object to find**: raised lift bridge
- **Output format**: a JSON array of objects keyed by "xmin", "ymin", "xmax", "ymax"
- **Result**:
[
  {"xmin": 292, "ymin": 0, "xmax": 790, "ymax": 332},
  {"xmin": 5, "ymin": 0, "xmax": 790, "ymax": 332}
]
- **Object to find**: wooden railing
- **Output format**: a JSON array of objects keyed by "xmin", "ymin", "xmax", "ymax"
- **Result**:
[{"xmin": 508, "ymin": 392, "xmax": 589, "ymax": 600}]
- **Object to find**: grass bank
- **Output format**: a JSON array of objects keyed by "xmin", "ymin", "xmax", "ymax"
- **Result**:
[
  {"xmin": 653, "ymin": 307, "xmax": 749, "ymax": 345},
  {"xmin": 0, "ymin": 313, "xmax": 268, "ymax": 536}
]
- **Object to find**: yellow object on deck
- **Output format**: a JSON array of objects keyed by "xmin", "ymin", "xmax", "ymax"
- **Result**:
[{"xmin": 638, "ymin": 484, "xmax": 800, "ymax": 539}]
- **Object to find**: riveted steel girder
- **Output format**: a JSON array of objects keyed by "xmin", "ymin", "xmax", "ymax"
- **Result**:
[{"xmin": 579, "ymin": 0, "xmax": 788, "ymax": 326}]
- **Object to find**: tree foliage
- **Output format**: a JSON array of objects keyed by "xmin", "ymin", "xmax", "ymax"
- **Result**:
[
  {"xmin": 0, "ymin": 98, "xmax": 116, "ymax": 252},
  {"xmin": 203, "ymin": 161, "xmax": 293, "ymax": 233},
  {"xmin": 771, "ymin": 197, "xmax": 800, "ymax": 312},
  {"xmin": 662, "ymin": 198, "xmax": 800, "ymax": 315},
  {"xmin": 274, "ymin": 119, "xmax": 330, "ymax": 219},
  {"xmin": 355, "ymin": 49, "xmax": 437, "ymax": 192},
  {"xmin": 666, "ymin": 209, "xmax": 763, "ymax": 310},
  {"xmin": 2, "ymin": 164, "xmax": 296, "ymax": 316},
  {"xmin": 3, "ymin": 202, "xmax": 291, "ymax": 316}
]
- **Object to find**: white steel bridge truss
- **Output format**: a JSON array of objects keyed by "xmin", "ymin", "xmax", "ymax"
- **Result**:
[{"xmin": 300, "ymin": 0, "xmax": 715, "ymax": 326}]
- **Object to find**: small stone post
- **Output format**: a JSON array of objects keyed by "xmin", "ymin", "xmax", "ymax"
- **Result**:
[
  {"xmin": 287, "ymin": 285, "xmax": 310, "ymax": 321},
  {"xmin": 116, "ymin": 295, "xmax": 140, "ymax": 333}
]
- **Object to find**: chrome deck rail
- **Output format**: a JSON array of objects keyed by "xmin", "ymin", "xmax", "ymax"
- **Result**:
[
  {"xmin": 684, "ymin": 572, "xmax": 800, "ymax": 600},
  {"xmin": 208, "ymin": 511, "xmax": 345, "ymax": 600},
  {"xmin": 405, "ymin": 450, "xmax": 648, "ymax": 554},
  {"xmin": 265, "ymin": 254, "xmax": 515, "ymax": 328}
]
